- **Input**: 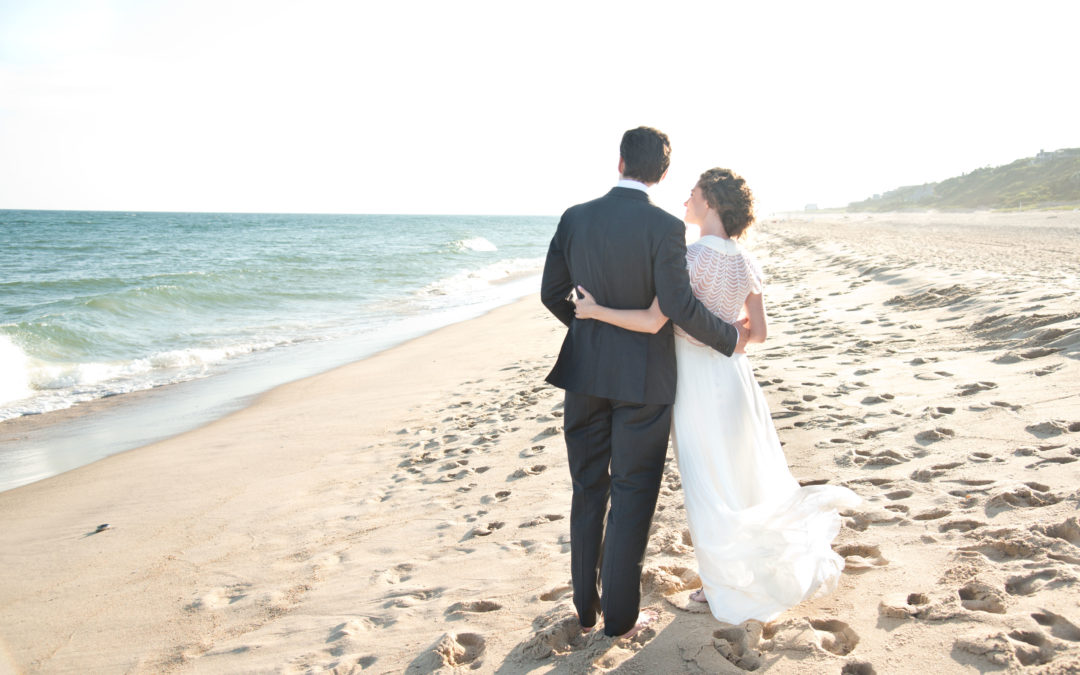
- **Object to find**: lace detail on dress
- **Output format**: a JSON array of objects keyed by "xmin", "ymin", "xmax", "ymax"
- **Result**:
[{"xmin": 675, "ymin": 236, "xmax": 763, "ymax": 346}]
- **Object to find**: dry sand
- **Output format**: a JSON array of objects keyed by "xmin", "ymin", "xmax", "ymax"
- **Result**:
[{"xmin": 1, "ymin": 211, "xmax": 1079, "ymax": 674}]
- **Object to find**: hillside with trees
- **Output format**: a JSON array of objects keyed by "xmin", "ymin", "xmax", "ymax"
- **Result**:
[{"xmin": 847, "ymin": 148, "xmax": 1080, "ymax": 211}]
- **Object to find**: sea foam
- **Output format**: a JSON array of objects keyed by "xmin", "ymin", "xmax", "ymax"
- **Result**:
[
  {"xmin": 455, "ymin": 237, "xmax": 498, "ymax": 252},
  {"xmin": 0, "ymin": 335, "xmax": 32, "ymax": 406},
  {"xmin": 420, "ymin": 257, "xmax": 543, "ymax": 299}
]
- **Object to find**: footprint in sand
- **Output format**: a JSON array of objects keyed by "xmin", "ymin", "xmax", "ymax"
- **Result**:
[
  {"xmin": 326, "ymin": 621, "xmax": 390, "ymax": 660},
  {"xmin": 958, "ymin": 580, "xmax": 1007, "ymax": 614},
  {"xmin": 954, "ymin": 632, "xmax": 1040, "ymax": 668},
  {"xmin": 446, "ymin": 599, "xmax": 502, "ymax": 615},
  {"xmin": 510, "ymin": 464, "xmax": 548, "ymax": 479},
  {"xmin": 371, "ymin": 563, "xmax": 416, "ymax": 585},
  {"xmin": 1005, "ymin": 569, "xmax": 1074, "ymax": 596},
  {"xmin": 1032, "ymin": 610, "xmax": 1080, "ymax": 642},
  {"xmin": 468, "ymin": 521, "xmax": 506, "ymax": 538},
  {"xmin": 986, "ymin": 482, "xmax": 1061, "ymax": 513},
  {"xmin": 850, "ymin": 448, "xmax": 909, "ymax": 467},
  {"xmin": 841, "ymin": 507, "xmax": 906, "ymax": 531},
  {"xmin": 957, "ymin": 381, "xmax": 997, "ymax": 396},
  {"xmin": 910, "ymin": 461, "xmax": 963, "ymax": 482},
  {"xmin": 713, "ymin": 623, "xmax": 765, "ymax": 670},
  {"xmin": 940, "ymin": 480, "xmax": 991, "ymax": 505},
  {"xmin": 878, "ymin": 592, "xmax": 946, "ymax": 620},
  {"xmin": 408, "ymin": 632, "xmax": 486, "ymax": 672},
  {"xmin": 534, "ymin": 426, "xmax": 561, "ymax": 440},
  {"xmin": 187, "ymin": 583, "xmax": 253, "ymax": 611},
  {"xmin": 762, "ymin": 617, "xmax": 860, "ymax": 657},
  {"xmin": 914, "ymin": 371, "xmax": 947, "ymax": 381},
  {"xmin": 1025, "ymin": 419, "xmax": 1080, "ymax": 438},
  {"xmin": 938, "ymin": 519, "xmax": 985, "ymax": 533},
  {"xmin": 1005, "ymin": 628, "xmax": 1067, "ymax": 667},
  {"xmin": 539, "ymin": 584, "xmax": 571, "ymax": 602},
  {"xmin": 436, "ymin": 468, "xmax": 475, "ymax": 483},
  {"xmin": 519, "ymin": 514, "xmax": 565, "ymax": 528},
  {"xmin": 383, "ymin": 587, "xmax": 444, "ymax": 608},
  {"xmin": 914, "ymin": 427, "xmax": 955, "ymax": 444},
  {"xmin": 834, "ymin": 543, "xmax": 889, "ymax": 572},
  {"xmin": 857, "ymin": 425, "xmax": 900, "ymax": 440},
  {"xmin": 1034, "ymin": 363, "xmax": 1064, "ymax": 376},
  {"xmin": 1036, "ymin": 516, "xmax": 1080, "ymax": 547},
  {"xmin": 848, "ymin": 478, "xmax": 894, "ymax": 488},
  {"xmin": 958, "ymin": 525, "xmax": 1070, "ymax": 564},
  {"xmin": 840, "ymin": 661, "xmax": 878, "ymax": 675},
  {"xmin": 512, "ymin": 611, "xmax": 600, "ymax": 660},
  {"xmin": 1027, "ymin": 454, "xmax": 1079, "ymax": 469},
  {"xmin": 482, "ymin": 489, "xmax": 512, "ymax": 504},
  {"xmin": 912, "ymin": 508, "xmax": 951, "ymax": 521},
  {"xmin": 641, "ymin": 565, "xmax": 700, "ymax": 596},
  {"xmin": 520, "ymin": 445, "xmax": 546, "ymax": 457}
]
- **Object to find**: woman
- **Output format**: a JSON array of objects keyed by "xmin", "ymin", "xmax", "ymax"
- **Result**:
[{"xmin": 572, "ymin": 168, "xmax": 860, "ymax": 625}]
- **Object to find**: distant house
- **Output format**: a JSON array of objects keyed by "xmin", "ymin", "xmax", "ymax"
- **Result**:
[
  {"xmin": 1035, "ymin": 148, "xmax": 1080, "ymax": 163},
  {"xmin": 804, "ymin": 204, "xmax": 818, "ymax": 211}
]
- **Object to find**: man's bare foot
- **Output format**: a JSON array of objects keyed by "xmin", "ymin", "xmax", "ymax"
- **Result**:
[
  {"xmin": 617, "ymin": 609, "xmax": 658, "ymax": 640},
  {"xmin": 580, "ymin": 615, "xmax": 599, "ymax": 635},
  {"xmin": 690, "ymin": 588, "xmax": 708, "ymax": 603}
]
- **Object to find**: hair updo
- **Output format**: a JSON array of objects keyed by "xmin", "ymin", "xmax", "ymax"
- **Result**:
[{"xmin": 697, "ymin": 168, "xmax": 755, "ymax": 239}]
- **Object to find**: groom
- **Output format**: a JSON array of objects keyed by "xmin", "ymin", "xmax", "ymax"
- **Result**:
[{"xmin": 541, "ymin": 126, "xmax": 741, "ymax": 637}]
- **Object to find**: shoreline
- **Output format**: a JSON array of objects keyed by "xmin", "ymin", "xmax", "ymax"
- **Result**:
[{"xmin": 0, "ymin": 276, "xmax": 542, "ymax": 493}]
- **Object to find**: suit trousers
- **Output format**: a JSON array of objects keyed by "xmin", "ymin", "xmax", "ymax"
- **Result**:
[{"xmin": 562, "ymin": 390, "xmax": 672, "ymax": 636}]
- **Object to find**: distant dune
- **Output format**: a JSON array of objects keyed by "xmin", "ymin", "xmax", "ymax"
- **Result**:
[{"xmin": 848, "ymin": 148, "xmax": 1080, "ymax": 211}]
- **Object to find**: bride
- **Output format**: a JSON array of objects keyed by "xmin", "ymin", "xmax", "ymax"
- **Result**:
[{"xmin": 571, "ymin": 168, "xmax": 860, "ymax": 624}]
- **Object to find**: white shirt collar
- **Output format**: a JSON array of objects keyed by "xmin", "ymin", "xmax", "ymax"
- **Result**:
[{"xmin": 616, "ymin": 178, "xmax": 650, "ymax": 193}]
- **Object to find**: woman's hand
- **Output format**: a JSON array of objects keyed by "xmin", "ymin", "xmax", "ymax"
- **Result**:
[
  {"xmin": 571, "ymin": 288, "xmax": 668, "ymax": 333},
  {"xmin": 733, "ymin": 315, "xmax": 752, "ymax": 353},
  {"xmin": 572, "ymin": 286, "xmax": 601, "ymax": 320}
]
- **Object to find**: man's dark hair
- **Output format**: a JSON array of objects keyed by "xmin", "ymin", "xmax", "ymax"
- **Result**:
[{"xmin": 619, "ymin": 127, "xmax": 671, "ymax": 184}]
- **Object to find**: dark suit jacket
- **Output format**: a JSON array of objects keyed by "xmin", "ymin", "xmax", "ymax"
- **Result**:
[{"xmin": 541, "ymin": 187, "xmax": 738, "ymax": 405}]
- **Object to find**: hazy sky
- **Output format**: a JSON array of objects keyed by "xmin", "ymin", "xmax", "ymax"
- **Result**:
[{"xmin": 1, "ymin": 0, "xmax": 1077, "ymax": 216}]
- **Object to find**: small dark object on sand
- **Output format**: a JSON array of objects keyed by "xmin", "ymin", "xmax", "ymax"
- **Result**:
[{"xmin": 94, "ymin": 524, "xmax": 111, "ymax": 534}]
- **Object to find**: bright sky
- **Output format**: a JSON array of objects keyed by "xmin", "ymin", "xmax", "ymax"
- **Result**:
[{"xmin": 1, "ymin": 0, "xmax": 1077, "ymax": 216}]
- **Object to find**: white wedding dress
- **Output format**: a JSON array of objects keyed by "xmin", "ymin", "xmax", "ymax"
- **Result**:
[{"xmin": 671, "ymin": 235, "xmax": 861, "ymax": 625}]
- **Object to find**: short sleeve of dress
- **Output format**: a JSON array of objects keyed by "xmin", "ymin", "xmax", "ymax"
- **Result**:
[{"xmin": 744, "ymin": 251, "xmax": 764, "ymax": 295}]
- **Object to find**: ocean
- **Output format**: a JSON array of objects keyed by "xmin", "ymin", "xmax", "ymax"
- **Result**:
[{"xmin": 0, "ymin": 210, "xmax": 556, "ymax": 491}]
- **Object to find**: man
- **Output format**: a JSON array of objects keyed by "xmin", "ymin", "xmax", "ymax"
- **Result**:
[{"xmin": 541, "ymin": 127, "xmax": 742, "ymax": 638}]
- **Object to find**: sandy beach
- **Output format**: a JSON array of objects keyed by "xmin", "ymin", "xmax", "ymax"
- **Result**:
[{"xmin": 2, "ymin": 211, "xmax": 1079, "ymax": 674}]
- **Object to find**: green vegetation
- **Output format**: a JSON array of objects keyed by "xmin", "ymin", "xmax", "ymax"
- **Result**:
[{"xmin": 847, "ymin": 149, "xmax": 1080, "ymax": 211}]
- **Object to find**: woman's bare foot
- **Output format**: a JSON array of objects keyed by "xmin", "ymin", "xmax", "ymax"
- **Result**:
[
  {"xmin": 690, "ymin": 588, "xmax": 708, "ymax": 603},
  {"xmin": 617, "ymin": 609, "xmax": 658, "ymax": 640}
]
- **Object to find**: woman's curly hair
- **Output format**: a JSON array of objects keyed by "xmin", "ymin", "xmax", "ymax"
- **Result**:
[{"xmin": 697, "ymin": 168, "xmax": 755, "ymax": 239}]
